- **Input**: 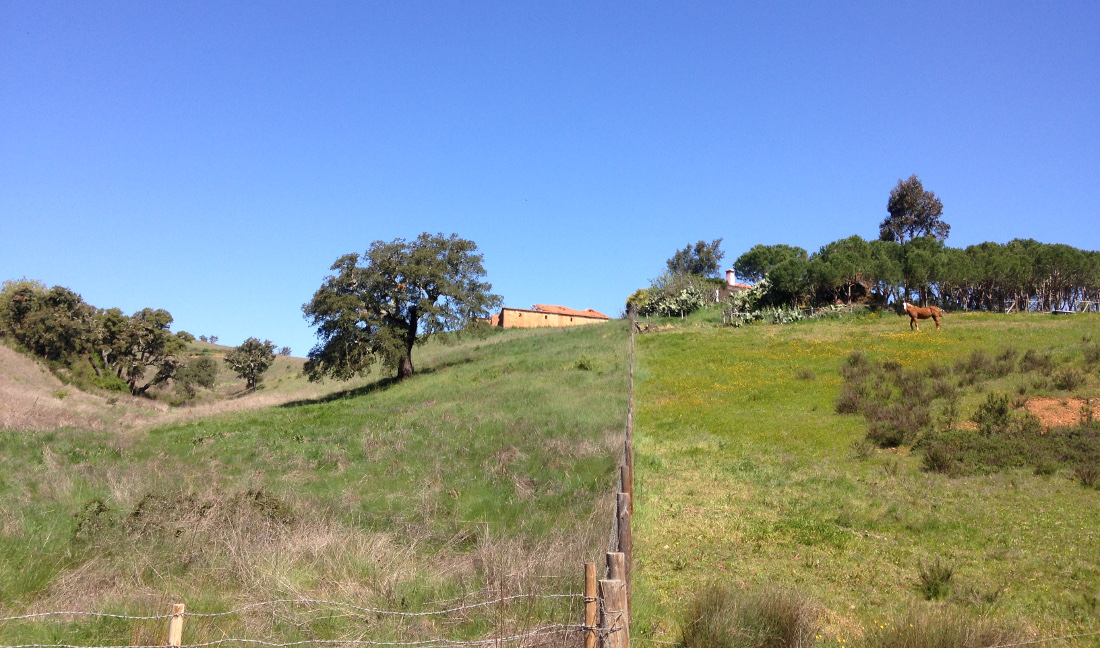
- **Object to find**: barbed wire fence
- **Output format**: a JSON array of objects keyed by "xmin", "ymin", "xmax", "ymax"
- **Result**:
[{"xmin": 0, "ymin": 317, "xmax": 639, "ymax": 648}]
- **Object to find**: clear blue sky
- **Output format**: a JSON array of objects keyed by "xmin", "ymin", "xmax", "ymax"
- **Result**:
[{"xmin": 2, "ymin": 1, "xmax": 1097, "ymax": 355}]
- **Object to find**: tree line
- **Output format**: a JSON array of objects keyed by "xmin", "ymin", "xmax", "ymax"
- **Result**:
[
  {"xmin": 630, "ymin": 176, "xmax": 1100, "ymax": 315},
  {"xmin": 734, "ymin": 235, "xmax": 1100, "ymax": 312},
  {"xmin": 0, "ymin": 279, "xmax": 281, "ymax": 397}
]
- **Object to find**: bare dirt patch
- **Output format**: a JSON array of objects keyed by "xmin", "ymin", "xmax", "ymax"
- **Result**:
[{"xmin": 1025, "ymin": 397, "xmax": 1093, "ymax": 428}]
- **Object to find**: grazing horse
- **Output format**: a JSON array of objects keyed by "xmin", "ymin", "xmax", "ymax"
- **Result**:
[{"xmin": 903, "ymin": 302, "xmax": 943, "ymax": 330}]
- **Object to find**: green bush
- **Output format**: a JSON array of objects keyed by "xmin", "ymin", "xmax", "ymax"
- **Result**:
[
  {"xmin": 974, "ymin": 393, "xmax": 1011, "ymax": 436},
  {"xmin": 1053, "ymin": 367, "xmax": 1086, "ymax": 391},
  {"xmin": 681, "ymin": 584, "xmax": 819, "ymax": 648},
  {"xmin": 922, "ymin": 442, "xmax": 955, "ymax": 474},
  {"xmin": 1020, "ymin": 348, "xmax": 1055, "ymax": 375},
  {"xmin": 175, "ymin": 357, "xmax": 218, "ymax": 398}
]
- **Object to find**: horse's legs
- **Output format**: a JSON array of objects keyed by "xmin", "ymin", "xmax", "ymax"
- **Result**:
[
  {"xmin": 910, "ymin": 317, "xmax": 918, "ymax": 331},
  {"xmin": 934, "ymin": 316, "xmax": 940, "ymax": 330}
]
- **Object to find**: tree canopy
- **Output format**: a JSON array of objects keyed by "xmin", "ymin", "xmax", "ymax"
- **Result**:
[
  {"xmin": 728, "ymin": 236, "xmax": 1098, "ymax": 312},
  {"xmin": 733, "ymin": 244, "xmax": 809, "ymax": 284},
  {"xmin": 667, "ymin": 239, "xmax": 725, "ymax": 277},
  {"xmin": 880, "ymin": 175, "xmax": 949, "ymax": 244},
  {"xmin": 302, "ymin": 232, "xmax": 500, "ymax": 381},
  {"xmin": 224, "ymin": 337, "xmax": 276, "ymax": 391},
  {"xmin": 0, "ymin": 279, "xmax": 192, "ymax": 395}
]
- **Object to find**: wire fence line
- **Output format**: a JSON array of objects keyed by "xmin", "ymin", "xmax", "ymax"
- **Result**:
[
  {"xmin": 986, "ymin": 630, "xmax": 1100, "ymax": 648},
  {"xmin": 0, "ymin": 595, "xmax": 583, "ymax": 624},
  {"xmin": 0, "ymin": 622, "xmax": 603, "ymax": 648},
  {"xmin": 0, "ymin": 320, "xmax": 639, "ymax": 648}
]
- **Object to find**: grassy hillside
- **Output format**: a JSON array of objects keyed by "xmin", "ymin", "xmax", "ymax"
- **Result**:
[
  {"xmin": 0, "ymin": 323, "xmax": 628, "ymax": 644},
  {"xmin": 632, "ymin": 311, "xmax": 1100, "ymax": 644}
]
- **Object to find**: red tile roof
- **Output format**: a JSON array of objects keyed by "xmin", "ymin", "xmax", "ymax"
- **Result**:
[{"xmin": 530, "ymin": 304, "xmax": 611, "ymax": 320}]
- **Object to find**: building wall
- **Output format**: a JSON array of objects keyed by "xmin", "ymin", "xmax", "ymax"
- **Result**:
[{"xmin": 497, "ymin": 308, "xmax": 608, "ymax": 329}]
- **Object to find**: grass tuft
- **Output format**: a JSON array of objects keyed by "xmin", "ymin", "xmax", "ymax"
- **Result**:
[
  {"xmin": 917, "ymin": 556, "xmax": 954, "ymax": 600},
  {"xmin": 681, "ymin": 584, "xmax": 819, "ymax": 648},
  {"xmin": 859, "ymin": 608, "xmax": 1026, "ymax": 648}
]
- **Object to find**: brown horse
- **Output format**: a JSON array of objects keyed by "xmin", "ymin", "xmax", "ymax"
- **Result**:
[{"xmin": 902, "ymin": 302, "xmax": 943, "ymax": 330}]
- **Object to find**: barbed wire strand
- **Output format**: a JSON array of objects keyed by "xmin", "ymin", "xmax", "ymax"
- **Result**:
[
  {"xmin": 988, "ymin": 630, "xmax": 1100, "ymax": 648},
  {"xmin": 0, "ymin": 594, "xmax": 581, "ymax": 624},
  {"xmin": 0, "ymin": 624, "xmax": 587, "ymax": 648}
]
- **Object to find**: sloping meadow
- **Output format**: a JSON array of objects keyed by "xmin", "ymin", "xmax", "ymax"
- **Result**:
[
  {"xmin": 0, "ymin": 323, "xmax": 629, "ymax": 644},
  {"xmin": 633, "ymin": 312, "xmax": 1100, "ymax": 644}
]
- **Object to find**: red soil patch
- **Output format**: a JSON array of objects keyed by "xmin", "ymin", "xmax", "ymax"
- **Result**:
[{"xmin": 1025, "ymin": 397, "xmax": 1093, "ymax": 428}]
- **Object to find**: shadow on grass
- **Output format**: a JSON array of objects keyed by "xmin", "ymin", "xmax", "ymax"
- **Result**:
[{"xmin": 278, "ymin": 355, "xmax": 478, "ymax": 408}]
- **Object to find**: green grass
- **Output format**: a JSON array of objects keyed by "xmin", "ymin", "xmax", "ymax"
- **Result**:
[
  {"xmin": 632, "ymin": 311, "xmax": 1100, "ymax": 644},
  {"xmin": 0, "ymin": 323, "xmax": 628, "ymax": 643}
]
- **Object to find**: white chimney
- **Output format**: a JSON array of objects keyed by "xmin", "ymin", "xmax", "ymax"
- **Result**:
[{"xmin": 725, "ymin": 269, "xmax": 737, "ymax": 287}]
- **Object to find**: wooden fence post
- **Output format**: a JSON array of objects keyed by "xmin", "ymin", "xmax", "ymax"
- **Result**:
[
  {"xmin": 616, "ymin": 493, "xmax": 631, "ymax": 583},
  {"xmin": 167, "ymin": 603, "xmax": 185, "ymax": 647},
  {"xmin": 599, "ymin": 579, "xmax": 629, "ymax": 648},
  {"xmin": 585, "ymin": 562, "xmax": 597, "ymax": 648},
  {"xmin": 606, "ymin": 552, "xmax": 625, "ymax": 581},
  {"xmin": 621, "ymin": 464, "xmax": 633, "ymax": 515}
]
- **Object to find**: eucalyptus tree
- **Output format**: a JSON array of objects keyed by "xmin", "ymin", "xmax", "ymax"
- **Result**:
[
  {"xmin": 880, "ymin": 175, "xmax": 950, "ymax": 244},
  {"xmin": 667, "ymin": 239, "xmax": 725, "ymax": 277}
]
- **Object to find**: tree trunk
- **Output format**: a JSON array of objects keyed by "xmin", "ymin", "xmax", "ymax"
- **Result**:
[
  {"xmin": 87, "ymin": 355, "xmax": 103, "ymax": 378},
  {"xmin": 398, "ymin": 314, "xmax": 417, "ymax": 380}
]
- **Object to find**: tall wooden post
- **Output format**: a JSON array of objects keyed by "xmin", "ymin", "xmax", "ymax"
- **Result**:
[
  {"xmin": 617, "ymin": 493, "xmax": 631, "ymax": 583},
  {"xmin": 616, "ymin": 493, "xmax": 632, "ymax": 617},
  {"xmin": 606, "ymin": 552, "xmax": 625, "ymax": 582},
  {"xmin": 167, "ymin": 604, "xmax": 185, "ymax": 647},
  {"xmin": 584, "ymin": 562, "xmax": 597, "ymax": 648},
  {"xmin": 599, "ymin": 579, "xmax": 629, "ymax": 648},
  {"xmin": 621, "ymin": 464, "xmax": 633, "ymax": 516}
]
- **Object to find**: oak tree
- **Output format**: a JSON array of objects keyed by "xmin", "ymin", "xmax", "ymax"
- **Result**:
[
  {"xmin": 303, "ymin": 233, "xmax": 500, "ymax": 381},
  {"xmin": 224, "ymin": 337, "xmax": 276, "ymax": 391}
]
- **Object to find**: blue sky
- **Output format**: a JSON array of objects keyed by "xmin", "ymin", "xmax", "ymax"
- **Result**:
[{"xmin": 2, "ymin": 1, "xmax": 1097, "ymax": 355}]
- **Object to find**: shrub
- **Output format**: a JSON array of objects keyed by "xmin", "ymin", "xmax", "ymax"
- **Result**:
[
  {"xmin": 991, "ymin": 347, "xmax": 1018, "ymax": 378},
  {"xmin": 931, "ymin": 378, "xmax": 957, "ymax": 400},
  {"xmin": 1084, "ymin": 344, "xmax": 1100, "ymax": 365},
  {"xmin": 975, "ymin": 393, "xmax": 1012, "ymax": 436},
  {"xmin": 795, "ymin": 366, "xmax": 816, "ymax": 381},
  {"xmin": 922, "ymin": 442, "xmax": 955, "ymax": 474},
  {"xmin": 860, "ymin": 608, "xmax": 1026, "ymax": 648},
  {"xmin": 867, "ymin": 403, "xmax": 926, "ymax": 447},
  {"xmin": 850, "ymin": 439, "xmax": 875, "ymax": 460},
  {"xmin": 1076, "ymin": 466, "xmax": 1100, "ymax": 489},
  {"xmin": 956, "ymin": 349, "xmax": 992, "ymax": 378},
  {"xmin": 845, "ymin": 350, "xmax": 868, "ymax": 368},
  {"xmin": 835, "ymin": 385, "xmax": 864, "ymax": 414},
  {"xmin": 1053, "ymin": 367, "xmax": 1086, "ymax": 391},
  {"xmin": 926, "ymin": 363, "xmax": 949, "ymax": 379},
  {"xmin": 175, "ymin": 357, "xmax": 218, "ymax": 398},
  {"xmin": 1034, "ymin": 460, "xmax": 1058, "ymax": 476},
  {"xmin": 1020, "ymin": 348, "xmax": 1055, "ymax": 375},
  {"xmin": 681, "ymin": 584, "xmax": 819, "ymax": 648},
  {"xmin": 917, "ymin": 557, "xmax": 954, "ymax": 600}
]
